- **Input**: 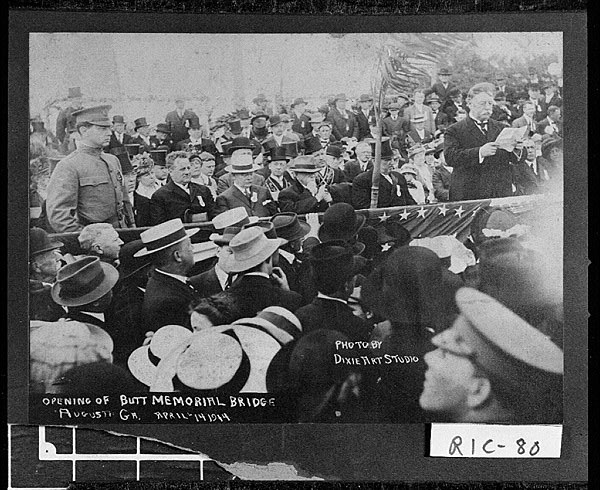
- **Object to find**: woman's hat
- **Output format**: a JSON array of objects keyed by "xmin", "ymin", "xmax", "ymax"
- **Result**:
[
  {"xmin": 134, "ymin": 218, "xmax": 199, "ymax": 257},
  {"xmin": 270, "ymin": 213, "xmax": 310, "ymax": 242},
  {"xmin": 51, "ymin": 256, "xmax": 119, "ymax": 307},
  {"xmin": 318, "ymin": 203, "xmax": 366, "ymax": 243},
  {"xmin": 224, "ymin": 226, "xmax": 285, "ymax": 273},
  {"xmin": 30, "ymin": 227, "xmax": 63, "ymax": 257},
  {"xmin": 233, "ymin": 306, "xmax": 303, "ymax": 346},
  {"xmin": 224, "ymin": 153, "xmax": 262, "ymax": 174},
  {"xmin": 399, "ymin": 163, "xmax": 418, "ymax": 176},
  {"xmin": 134, "ymin": 117, "xmax": 150, "ymax": 131}
]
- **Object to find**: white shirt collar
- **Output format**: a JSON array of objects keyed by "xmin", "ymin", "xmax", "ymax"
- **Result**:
[
  {"xmin": 174, "ymin": 181, "xmax": 190, "ymax": 194},
  {"xmin": 234, "ymin": 183, "xmax": 251, "ymax": 195},
  {"xmin": 78, "ymin": 311, "xmax": 105, "ymax": 322},
  {"xmin": 156, "ymin": 268, "xmax": 189, "ymax": 284},
  {"xmin": 278, "ymin": 249, "xmax": 296, "ymax": 264},
  {"xmin": 317, "ymin": 292, "xmax": 348, "ymax": 305},
  {"xmin": 244, "ymin": 272, "xmax": 270, "ymax": 279},
  {"xmin": 214, "ymin": 264, "xmax": 231, "ymax": 290}
]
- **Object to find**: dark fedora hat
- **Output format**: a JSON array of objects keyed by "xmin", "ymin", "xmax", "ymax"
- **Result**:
[
  {"xmin": 242, "ymin": 220, "xmax": 280, "ymax": 240},
  {"xmin": 270, "ymin": 213, "xmax": 310, "ymax": 242},
  {"xmin": 30, "ymin": 227, "xmax": 63, "ymax": 257},
  {"xmin": 375, "ymin": 220, "xmax": 412, "ymax": 246},
  {"xmin": 541, "ymin": 135, "xmax": 563, "ymax": 156},
  {"xmin": 52, "ymin": 256, "xmax": 119, "ymax": 307},
  {"xmin": 134, "ymin": 117, "xmax": 150, "ymax": 130},
  {"xmin": 155, "ymin": 122, "xmax": 171, "ymax": 134},
  {"xmin": 438, "ymin": 67, "xmax": 452, "ymax": 76},
  {"xmin": 124, "ymin": 143, "xmax": 140, "ymax": 157},
  {"xmin": 318, "ymin": 203, "xmax": 366, "ymax": 243},
  {"xmin": 228, "ymin": 136, "xmax": 256, "ymax": 155},
  {"xmin": 268, "ymin": 146, "xmax": 290, "ymax": 163},
  {"xmin": 110, "ymin": 146, "xmax": 133, "ymax": 173},
  {"xmin": 112, "ymin": 115, "xmax": 125, "ymax": 124},
  {"xmin": 309, "ymin": 240, "xmax": 368, "ymax": 277},
  {"xmin": 149, "ymin": 149, "xmax": 167, "ymax": 166}
]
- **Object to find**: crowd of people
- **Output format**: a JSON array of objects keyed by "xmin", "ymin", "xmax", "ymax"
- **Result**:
[{"xmin": 29, "ymin": 67, "xmax": 565, "ymax": 424}]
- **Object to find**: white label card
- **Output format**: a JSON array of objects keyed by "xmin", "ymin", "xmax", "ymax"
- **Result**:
[{"xmin": 429, "ymin": 424, "xmax": 562, "ymax": 458}]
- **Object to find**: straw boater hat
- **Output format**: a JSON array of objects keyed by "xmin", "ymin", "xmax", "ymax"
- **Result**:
[
  {"xmin": 290, "ymin": 155, "xmax": 321, "ymax": 173},
  {"xmin": 134, "ymin": 218, "xmax": 199, "ymax": 258},
  {"xmin": 224, "ymin": 226, "xmax": 286, "ymax": 274},
  {"xmin": 224, "ymin": 153, "xmax": 262, "ymax": 174},
  {"xmin": 233, "ymin": 306, "xmax": 303, "ymax": 346},
  {"xmin": 51, "ymin": 256, "xmax": 119, "ymax": 307},
  {"xmin": 209, "ymin": 207, "xmax": 259, "ymax": 245}
]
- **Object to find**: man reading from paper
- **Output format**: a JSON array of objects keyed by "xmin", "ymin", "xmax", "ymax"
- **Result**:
[{"xmin": 444, "ymin": 83, "xmax": 523, "ymax": 201}]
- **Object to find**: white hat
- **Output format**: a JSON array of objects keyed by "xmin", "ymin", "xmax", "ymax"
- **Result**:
[
  {"xmin": 134, "ymin": 218, "xmax": 199, "ymax": 257},
  {"xmin": 223, "ymin": 226, "xmax": 285, "ymax": 273},
  {"xmin": 224, "ymin": 153, "xmax": 262, "ymax": 174}
]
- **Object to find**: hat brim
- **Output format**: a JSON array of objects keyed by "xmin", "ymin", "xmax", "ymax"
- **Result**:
[
  {"xmin": 224, "ymin": 164, "xmax": 263, "ymax": 174},
  {"xmin": 251, "ymin": 115, "xmax": 270, "ymax": 124},
  {"xmin": 292, "ymin": 167, "xmax": 321, "ymax": 174},
  {"xmin": 225, "ymin": 237, "xmax": 286, "ymax": 273},
  {"xmin": 51, "ymin": 261, "xmax": 119, "ymax": 307},
  {"xmin": 32, "ymin": 241, "xmax": 64, "ymax": 256},
  {"xmin": 277, "ymin": 220, "xmax": 311, "ymax": 243},
  {"xmin": 209, "ymin": 233, "xmax": 232, "ymax": 245},
  {"xmin": 127, "ymin": 346, "xmax": 157, "ymax": 386},
  {"xmin": 134, "ymin": 228, "xmax": 200, "ymax": 257},
  {"xmin": 318, "ymin": 213, "xmax": 366, "ymax": 243}
]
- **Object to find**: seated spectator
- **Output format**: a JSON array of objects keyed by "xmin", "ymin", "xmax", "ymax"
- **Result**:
[
  {"xmin": 78, "ymin": 223, "xmax": 124, "ymax": 267},
  {"xmin": 191, "ymin": 151, "xmax": 219, "ymax": 199},
  {"xmin": 150, "ymin": 151, "xmax": 217, "ymax": 225},
  {"xmin": 263, "ymin": 147, "xmax": 296, "ymax": 203},
  {"xmin": 316, "ymin": 144, "xmax": 348, "ymax": 188},
  {"xmin": 343, "ymin": 141, "xmax": 373, "ymax": 182},
  {"xmin": 419, "ymin": 287, "xmax": 563, "ymax": 423},
  {"xmin": 137, "ymin": 218, "xmax": 200, "ymax": 332},
  {"xmin": 133, "ymin": 155, "xmax": 160, "ymax": 227},
  {"xmin": 538, "ymin": 135, "xmax": 563, "ymax": 194},
  {"xmin": 279, "ymin": 156, "xmax": 333, "ymax": 214},
  {"xmin": 407, "ymin": 144, "xmax": 433, "ymax": 202},
  {"xmin": 29, "ymin": 227, "xmax": 66, "ymax": 322},
  {"xmin": 399, "ymin": 163, "xmax": 427, "ymax": 205},
  {"xmin": 150, "ymin": 149, "xmax": 169, "ymax": 187},
  {"xmin": 431, "ymin": 148, "xmax": 452, "ymax": 202},
  {"xmin": 295, "ymin": 241, "xmax": 371, "ymax": 341},
  {"xmin": 537, "ymin": 105, "xmax": 562, "ymax": 138}
]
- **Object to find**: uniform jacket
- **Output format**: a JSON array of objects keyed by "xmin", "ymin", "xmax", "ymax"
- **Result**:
[
  {"xmin": 404, "ymin": 104, "xmax": 436, "ymax": 134},
  {"xmin": 278, "ymin": 180, "xmax": 331, "ymax": 215},
  {"xmin": 142, "ymin": 270, "xmax": 198, "ymax": 332},
  {"xmin": 355, "ymin": 109, "xmax": 377, "ymax": 141},
  {"xmin": 352, "ymin": 169, "xmax": 416, "ymax": 209},
  {"xmin": 45, "ymin": 146, "xmax": 133, "ymax": 233},
  {"xmin": 432, "ymin": 165, "xmax": 452, "ymax": 202},
  {"xmin": 444, "ymin": 116, "xmax": 519, "ymax": 201},
  {"xmin": 294, "ymin": 296, "xmax": 372, "ymax": 342},
  {"xmin": 150, "ymin": 180, "xmax": 217, "ymax": 225},
  {"xmin": 343, "ymin": 159, "xmax": 373, "ymax": 183},
  {"xmin": 214, "ymin": 184, "xmax": 277, "ymax": 218},
  {"xmin": 165, "ymin": 109, "xmax": 198, "ymax": 144},
  {"xmin": 224, "ymin": 274, "xmax": 303, "ymax": 321},
  {"xmin": 326, "ymin": 107, "xmax": 358, "ymax": 140},
  {"xmin": 187, "ymin": 266, "xmax": 224, "ymax": 297}
]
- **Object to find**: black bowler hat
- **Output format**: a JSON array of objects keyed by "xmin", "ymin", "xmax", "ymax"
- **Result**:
[
  {"xmin": 110, "ymin": 146, "xmax": 133, "ymax": 173},
  {"xmin": 270, "ymin": 213, "xmax": 310, "ymax": 242},
  {"xmin": 149, "ymin": 149, "xmax": 167, "ymax": 166},
  {"xmin": 124, "ymin": 144, "xmax": 140, "ymax": 157},
  {"xmin": 319, "ymin": 203, "xmax": 366, "ymax": 243}
]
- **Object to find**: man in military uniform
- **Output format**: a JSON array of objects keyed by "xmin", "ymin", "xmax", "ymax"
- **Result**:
[
  {"xmin": 55, "ymin": 87, "xmax": 84, "ymax": 154},
  {"xmin": 46, "ymin": 105, "xmax": 135, "ymax": 233}
]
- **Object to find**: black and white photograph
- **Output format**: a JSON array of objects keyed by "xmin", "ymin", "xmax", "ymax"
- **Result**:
[{"xmin": 25, "ymin": 30, "xmax": 567, "ymax": 427}]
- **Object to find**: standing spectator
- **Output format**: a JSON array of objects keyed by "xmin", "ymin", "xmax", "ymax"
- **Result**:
[
  {"xmin": 537, "ymin": 106, "xmax": 563, "ymax": 138},
  {"xmin": 425, "ymin": 67, "xmax": 457, "ymax": 107},
  {"xmin": 494, "ymin": 72, "xmax": 517, "ymax": 105},
  {"xmin": 444, "ymin": 87, "xmax": 467, "ymax": 124},
  {"xmin": 130, "ymin": 117, "xmax": 153, "ymax": 153},
  {"xmin": 149, "ymin": 149, "xmax": 169, "ymax": 187},
  {"xmin": 78, "ymin": 223, "xmax": 124, "ymax": 268},
  {"xmin": 290, "ymin": 97, "xmax": 312, "ymax": 136},
  {"xmin": 165, "ymin": 97, "xmax": 198, "ymax": 145},
  {"xmin": 526, "ymin": 83, "xmax": 546, "ymax": 122},
  {"xmin": 382, "ymin": 102, "xmax": 408, "ymax": 143},
  {"xmin": 354, "ymin": 94, "xmax": 377, "ymax": 141},
  {"xmin": 405, "ymin": 89, "xmax": 436, "ymax": 134},
  {"xmin": 55, "ymin": 87, "xmax": 84, "ymax": 154},
  {"xmin": 150, "ymin": 150, "xmax": 216, "ymax": 225},
  {"xmin": 138, "ymin": 219, "xmax": 200, "ymax": 331},
  {"xmin": 432, "ymin": 150, "xmax": 453, "ymax": 202},
  {"xmin": 46, "ymin": 105, "xmax": 135, "ymax": 233},
  {"xmin": 264, "ymin": 147, "xmax": 296, "ymax": 203},
  {"xmin": 405, "ymin": 114, "xmax": 434, "ymax": 146},
  {"xmin": 444, "ymin": 82, "xmax": 521, "ymax": 201},
  {"xmin": 425, "ymin": 94, "xmax": 450, "ymax": 132},
  {"xmin": 540, "ymin": 80, "xmax": 563, "ymax": 115},
  {"xmin": 343, "ymin": 141, "xmax": 373, "ymax": 182},
  {"xmin": 326, "ymin": 93, "xmax": 358, "ymax": 141},
  {"xmin": 176, "ymin": 119, "xmax": 221, "ymax": 165},
  {"xmin": 107, "ymin": 115, "xmax": 129, "ymax": 150},
  {"xmin": 261, "ymin": 114, "xmax": 299, "ymax": 154}
]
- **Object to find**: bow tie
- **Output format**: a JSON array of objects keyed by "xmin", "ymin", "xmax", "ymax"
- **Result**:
[{"xmin": 475, "ymin": 120, "xmax": 488, "ymax": 133}]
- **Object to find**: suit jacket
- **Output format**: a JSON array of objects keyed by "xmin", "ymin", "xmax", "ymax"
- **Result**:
[
  {"xmin": 431, "ymin": 110, "xmax": 450, "ymax": 131},
  {"xmin": 425, "ymin": 81, "xmax": 457, "ymax": 105},
  {"xmin": 404, "ymin": 104, "xmax": 436, "ymax": 134},
  {"xmin": 291, "ymin": 112, "xmax": 312, "ymax": 136},
  {"xmin": 432, "ymin": 165, "xmax": 452, "ymax": 202},
  {"xmin": 187, "ymin": 266, "xmax": 224, "ymax": 297},
  {"xmin": 264, "ymin": 171, "xmax": 296, "ymax": 194},
  {"xmin": 539, "ymin": 94, "xmax": 563, "ymax": 117},
  {"xmin": 382, "ymin": 115, "xmax": 407, "ymax": 139},
  {"xmin": 149, "ymin": 135, "xmax": 175, "ymax": 152},
  {"xmin": 355, "ymin": 109, "xmax": 377, "ymax": 141},
  {"xmin": 261, "ymin": 134, "xmax": 299, "ymax": 153},
  {"xmin": 108, "ymin": 131, "xmax": 126, "ymax": 150},
  {"xmin": 294, "ymin": 297, "xmax": 372, "ymax": 342},
  {"xmin": 444, "ymin": 101, "xmax": 468, "ymax": 124},
  {"xmin": 326, "ymin": 107, "xmax": 358, "ymax": 140},
  {"xmin": 142, "ymin": 270, "xmax": 198, "ymax": 332},
  {"xmin": 224, "ymin": 274, "xmax": 303, "ymax": 320},
  {"xmin": 217, "ymin": 172, "xmax": 266, "ymax": 195},
  {"xmin": 352, "ymin": 170, "xmax": 416, "ymax": 209},
  {"xmin": 278, "ymin": 180, "xmax": 331, "ymax": 215},
  {"xmin": 214, "ymin": 184, "xmax": 277, "ymax": 217},
  {"xmin": 511, "ymin": 115, "xmax": 538, "ymax": 137},
  {"xmin": 165, "ymin": 109, "xmax": 198, "ymax": 144},
  {"xmin": 133, "ymin": 192, "xmax": 153, "ymax": 227},
  {"xmin": 444, "ymin": 117, "xmax": 519, "ymax": 201},
  {"xmin": 150, "ymin": 180, "xmax": 217, "ymax": 225},
  {"xmin": 512, "ymin": 158, "xmax": 542, "ymax": 196},
  {"xmin": 343, "ymin": 159, "xmax": 373, "ymax": 182},
  {"xmin": 536, "ymin": 117, "xmax": 563, "ymax": 138},
  {"xmin": 490, "ymin": 105, "xmax": 515, "ymax": 126},
  {"xmin": 129, "ymin": 134, "xmax": 153, "ymax": 153}
]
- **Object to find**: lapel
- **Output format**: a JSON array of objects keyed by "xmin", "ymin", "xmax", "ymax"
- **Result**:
[
  {"xmin": 153, "ymin": 270, "xmax": 195, "ymax": 299},
  {"xmin": 168, "ymin": 180, "xmax": 192, "ymax": 202},
  {"xmin": 466, "ymin": 117, "xmax": 489, "ymax": 145},
  {"xmin": 231, "ymin": 185, "xmax": 252, "ymax": 206}
]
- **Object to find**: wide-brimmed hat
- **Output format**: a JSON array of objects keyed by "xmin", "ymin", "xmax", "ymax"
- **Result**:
[
  {"xmin": 399, "ymin": 163, "xmax": 419, "ymax": 176},
  {"xmin": 309, "ymin": 112, "xmax": 325, "ymax": 124},
  {"xmin": 291, "ymin": 97, "xmax": 308, "ymax": 108},
  {"xmin": 270, "ymin": 213, "xmax": 310, "ymax": 242},
  {"xmin": 358, "ymin": 94, "xmax": 373, "ymax": 103},
  {"xmin": 309, "ymin": 239, "xmax": 366, "ymax": 274},
  {"xmin": 438, "ymin": 67, "xmax": 452, "ymax": 76},
  {"xmin": 155, "ymin": 123, "xmax": 171, "ymax": 134},
  {"xmin": 368, "ymin": 138, "xmax": 394, "ymax": 160},
  {"xmin": 134, "ymin": 117, "xmax": 150, "ymax": 131},
  {"xmin": 30, "ymin": 227, "xmax": 64, "ymax": 257},
  {"xmin": 290, "ymin": 155, "xmax": 320, "ymax": 173},
  {"xmin": 71, "ymin": 105, "xmax": 112, "ymax": 127},
  {"xmin": 425, "ymin": 93, "xmax": 441, "ymax": 104},
  {"xmin": 395, "ymin": 93, "xmax": 410, "ymax": 103},
  {"xmin": 470, "ymin": 207, "xmax": 521, "ymax": 246},
  {"xmin": 224, "ymin": 153, "xmax": 262, "ymax": 174},
  {"xmin": 68, "ymin": 87, "xmax": 83, "ymax": 99},
  {"xmin": 233, "ymin": 306, "xmax": 302, "ymax": 346},
  {"xmin": 318, "ymin": 203, "xmax": 366, "ymax": 243},
  {"xmin": 241, "ymin": 221, "xmax": 280, "ymax": 240},
  {"xmin": 228, "ymin": 136, "xmax": 257, "ymax": 155},
  {"xmin": 224, "ymin": 226, "xmax": 285, "ymax": 273},
  {"xmin": 51, "ymin": 256, "xmax": 119, "ymax": 307},
  {"xmin": 334, "ymin": 93, "xmax": 348, "ymax": 102},
  {"xmin": 128, "ymin": 324, "xmax": 192, "ymax": 386},
  {"xmin": 134, "ymin": 218, "xmax": 199, "ymax": 257}
]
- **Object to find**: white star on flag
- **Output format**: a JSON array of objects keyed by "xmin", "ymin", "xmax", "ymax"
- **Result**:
[
  {"xmin": 454, "ymin": 205, "xmax": 465, "ymax": 218},
  {"xmin": 378, "ymin": 212, "xmax": 390, "ymax": 222},
  {"xmin": 381, "ymin": 243, "xmax": 392, "ymax": 252},
  {"xmin": 438, "ymin": 204, "xmax": 449, "ymax": 216},
  {"xmin": 399, "ymin": 209, "xmax": 411, "ymax": 220},
  {"xmin": 416, "ymin": 207, "xmax": 427, "ymax": 218}
]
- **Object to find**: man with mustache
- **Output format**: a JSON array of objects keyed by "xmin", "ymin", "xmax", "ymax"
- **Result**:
[{"xmin": 444, "ymin": 82, "xmax": 522, "ymax": 201}]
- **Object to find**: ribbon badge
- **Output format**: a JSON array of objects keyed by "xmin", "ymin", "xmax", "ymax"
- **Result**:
[{"xmin": 251, "ymin": 192, "xmax": 258, "ymax": 203}]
